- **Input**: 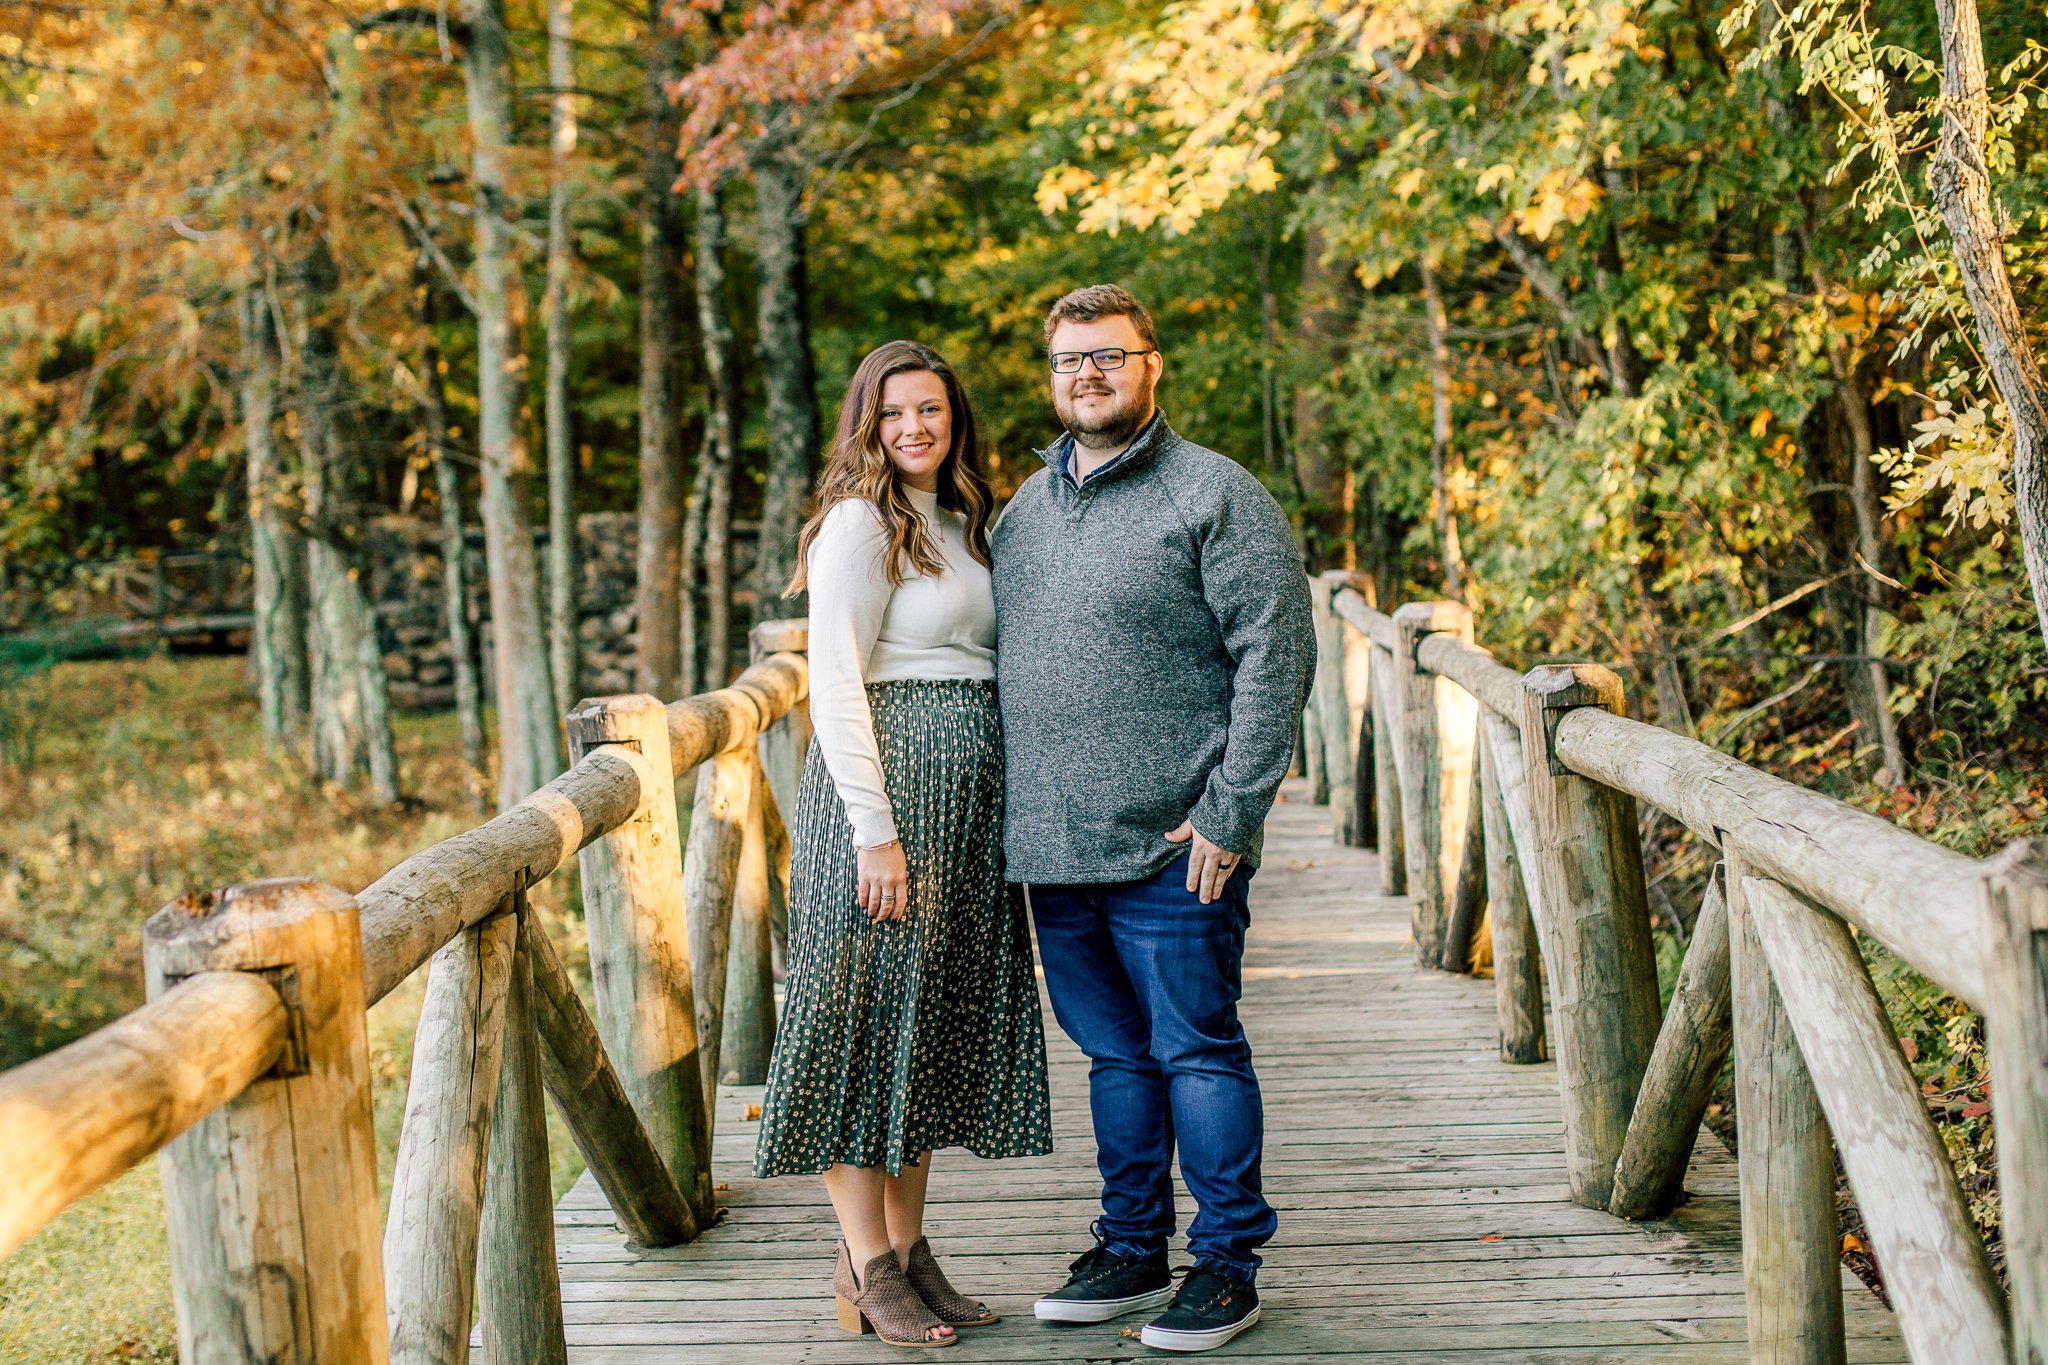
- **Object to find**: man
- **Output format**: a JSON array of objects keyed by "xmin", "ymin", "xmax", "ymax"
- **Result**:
[{"xmin": 991, "ymin": 283, "xmax": 1316, "ymax": 1353}]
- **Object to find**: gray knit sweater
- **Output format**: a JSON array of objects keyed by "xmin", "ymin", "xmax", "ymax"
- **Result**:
[{"xmin": 991, "ymin": 413, "xmax": 1317, "ymax": 883}]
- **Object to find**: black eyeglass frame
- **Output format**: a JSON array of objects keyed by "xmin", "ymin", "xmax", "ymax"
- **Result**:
[{"xmin": 1047, "ymin": 347, "xmax": 1158, "ymax": 374}]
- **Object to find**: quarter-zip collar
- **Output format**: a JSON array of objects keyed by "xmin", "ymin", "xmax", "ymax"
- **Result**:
[{"xmin": 1039, "ymin": 409, "xmax": 1173, "ymax": 493}]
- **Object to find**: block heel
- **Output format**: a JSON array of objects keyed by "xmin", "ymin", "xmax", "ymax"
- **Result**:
[{"xmin": 836, "ymin": 1294, "xmax": 872, "ymax": 1335}]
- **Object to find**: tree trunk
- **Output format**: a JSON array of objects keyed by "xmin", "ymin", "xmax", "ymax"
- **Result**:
[
  {"xmin": 679, "ymin": 429, "xmax": 710, "ymax": 698},
  {"xmin": 418, "ymin": 269, "xmax": 489, "ymax": 813},
  {"xmin": 465, "ymin": 0, "xmax": 563, "ymax": 807},
  {"xmin": 238, "ymin": 275, "xmax": 309, "ymax": 751},
  {"xmin": 544, "ymin": 0, "xmax": 580, "ymax": 716},
  {"xmin": 695, "ymin": 183, "xmax": 740, "ymax": 683},
  {"xmin": 293, "ymin": 238, "xmax": 400, "ymax": 806},
  {"xmin": 1420, "ymin": 259, "xmax": 1465, "ymax": 598},
  {"xmin": 634, "ymin": 4, "xmax": 687, "ymax": 700},
  {"xmin": 1930, "ymin": 0, "xmax": 2048, "ymax": 652},
  {"xmin": 1292, "ymin": 222, "xmax": 1355, "ymax": 567},
  {"xmin": 752, "ymin": 127, "xmax": 820, "ymax": 609}
]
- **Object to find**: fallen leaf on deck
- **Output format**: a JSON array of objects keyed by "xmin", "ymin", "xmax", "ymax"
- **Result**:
[
  {"xmin": 744, "ymin": 1103, "xmax": 762, "ymax": 1120},
  {"xmin": 1842, "ymin": 1232, "xmax": 1867, "ymax": 1254},
  {"xmin": 1478, "ymin": 1234, "xmax": 1504, "ymax": 1242}
]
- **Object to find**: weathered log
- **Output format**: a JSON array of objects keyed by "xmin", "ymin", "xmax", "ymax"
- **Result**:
[
  {"xmin": 144, "ymin": 879, "xmax": 387, "ymax": 1363},
  {"xmin": 353, "ymin": 655, "xmax": 809, "ymax": 1010},
  {"xmin": 750, "ymin": 621, "xmax": 812, "ymax": 837},
  {"xmin": 1392, "ymin": 602, "xmax": 1478, "ymax": 964},
  {"xmin": 1330, "ymin": 585, "xmax": 1398, "ymax": 653},
  {"xmin": 1746, "ymin": 877, "xmax": 2006, "ymax": 1364},
  {"xmin": 521, "ymin": 911, "xmax": 695, "ymax": 1247},
  {"xmin": 359, "ymin": 749, "xmax": 644, "ymax": 1006},
  {"xmin": 385, "ymin": 907, "xmax": 517, "ymax": 1365},
  {"xmin": 1303, "ymin": 697, "xmax": 1329, "ymax": 804},
  {"xmin": 1726, "ymin": 857, "xmax": 1844, "ymax": 1365},
  {"xmin": 1513, "ymin": 665, "xmax": 1661, "ymax": 1210},
  {"xmin": 1312, "ymin": 572, "xmax": 1356, "ymax": 841},
  {"xmin": 666, "ymin": 652, "xmax": 808, "ymax": 777},
  {"xmin": 1478, "ymin": 712, "xmax": 1545, "ymax": 936},
  {"xmin": 1982, "ymin": 839, "xmax": 2048, "ymax": 1361},
  {"xmin": 0, "ymin": 971, "xmax": 284, "ymax": 1258},
  {"xmin": 477, "ymin": 898, "xmax": 569, "ymax": 1365},
  {"xmin": 1367, "ymin": 644, "xmax": 1406, "ymax": 895},
  {"xmin": 1440, "ymin": 724, "xmax": 1488, "ymax": 973},
  {"xmin": 568, "ymin": 693, "xmax": 715, "ymax": 1226},
  {"xmin": 1340, "ymin": 600, "xmax": 1375, "ymax": 849},
  {"xmin": 1552, "ymin": 705, "xmax": 1989, "ymax": 1007},
  {"xmin": 1477, "ymin": 730, "xmax": 1543, "ymax": 1064},
  {"xmin": 1610, "ymin": 867, "xmax": 1732, "ymax": 1220},
  {"xmin": 721, "ymin": 751, "xmax": 777, "ymax": 1085},
  {"xmin": 1415, "ymin": 630, "xmax": 1523, "ymax": 719},
  {"xmin": 685, "ymin": 747, "xmax": 751, "ymax": 1125}
]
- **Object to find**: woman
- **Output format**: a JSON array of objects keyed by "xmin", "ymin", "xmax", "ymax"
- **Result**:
[{"xmin": 755, "ymin": 340, "xmax": 1052, "ymax": 1349}]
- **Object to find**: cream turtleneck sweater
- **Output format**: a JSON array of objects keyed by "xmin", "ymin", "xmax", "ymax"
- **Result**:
[{"xmin": 804, "ymin": 484, "xmax": 995, "ymax": 848}]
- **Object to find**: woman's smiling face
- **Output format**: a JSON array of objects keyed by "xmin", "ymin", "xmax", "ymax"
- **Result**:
[{"xmin": 877, "ymin": 369, "xmax": 951, "ymax": 493}]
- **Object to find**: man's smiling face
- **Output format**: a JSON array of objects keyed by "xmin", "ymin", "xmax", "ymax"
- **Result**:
[{"xmin": 1049, "ymin": 314, "xmax": 1161, "ymax": 449}]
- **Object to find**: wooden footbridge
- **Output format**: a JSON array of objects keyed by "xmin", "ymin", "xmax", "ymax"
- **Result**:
[{"xmin": 2, "ymin": 582, "xmax": 2041, "ymax": 1364}]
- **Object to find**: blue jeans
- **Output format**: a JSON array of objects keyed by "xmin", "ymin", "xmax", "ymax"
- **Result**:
[{"xmin": 1028, "ymin": 855, "xmax": 1275, "ymax": 1281}]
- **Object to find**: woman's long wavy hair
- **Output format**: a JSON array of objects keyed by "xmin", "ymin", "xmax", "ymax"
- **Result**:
[{"xmin": 785, "ymin": 340, "xmax": 995, "ymax": 596}]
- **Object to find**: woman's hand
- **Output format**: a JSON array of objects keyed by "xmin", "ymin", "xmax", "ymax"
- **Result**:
[{"xmin": 857, "ymin": 839, "xmax": 910, "ymax": 921}]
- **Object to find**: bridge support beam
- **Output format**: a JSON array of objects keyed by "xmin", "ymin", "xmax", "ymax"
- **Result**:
[
  {"xmin": 1513, "ymin": 664, "xmax": 1660, "ymax": 1209},
  {"xmin": 1981, "ymin": 839, "xmax": 2048, "ymax": 1364}
]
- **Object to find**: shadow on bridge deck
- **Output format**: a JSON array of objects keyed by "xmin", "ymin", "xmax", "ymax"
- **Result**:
[{"xmin": 548, "ymin": 781, "xmax": 1904, "ymax": 1363}]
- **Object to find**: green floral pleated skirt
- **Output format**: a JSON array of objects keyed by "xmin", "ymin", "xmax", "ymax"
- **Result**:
[{"xmin": 754, "ymin": 679, "xmax": 1052, "ymax": 1179}]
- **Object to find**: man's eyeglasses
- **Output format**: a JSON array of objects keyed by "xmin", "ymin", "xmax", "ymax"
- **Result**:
[{"xmin": 1049, "ymin": 347, "xmax": 1157, "ymax": 374}]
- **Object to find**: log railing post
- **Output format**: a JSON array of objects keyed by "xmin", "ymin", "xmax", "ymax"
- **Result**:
[
  {"xmin": 1340, "ymin": 602, "xmax": 1375, "ymax": 848},
  {"xmin": 1477, "ymin": 731, "xmax": 1544, "ymax": 1063},
  {"xmin": 1726, "ymin": 855, "xmax": 1845, "ymax": 1364},
  {"xmin": 1981, "ymin": 838, "xmax": 2048, "ymax": 1362},
  {"xmin": 477, "ymin": 889, "xmax": 568, "ymax": 1364},
  {"xmin": 1441, "ymin": 723, "xmax": 1488, "ymax": 972},
  {"xmin": 385, "ymin": 904, "xmax": 517, "ymax": 1363},
  {"xmin": 1513, "ymin": 664, "xmax": 1661, "ymax": 1209},
  {"xmin": 1368, "ymin": 646, "xmax": 1405, "ymax": 895},
  {"xmin": 720, "ymin": 749, "xmax": 778, "ymax": 1085},
  {"xmin": 1303, "ymin": 683, "xmax": 1328, "ymax": 803},
  {"xmin": 685, "ymin": 745, "xmax": 752, "ymax": 1127},
  {"xmin": 143, "ymin": 878, "xmax": 387, "ymax": 1364},
  {"xmin": 568, "ymin": 693, "xmax": 715, "ymax": 1223},
  {"xmin": 751, "ymin": 620, "xmax": 807, "ymax": 969},
  {"xmin": 1312, "ymin": 572, "xmax": 1356, "ymax": 841},
  {"xmin": 1392, "ymin": 601, "xmax": 1476, "ymax": 964}
]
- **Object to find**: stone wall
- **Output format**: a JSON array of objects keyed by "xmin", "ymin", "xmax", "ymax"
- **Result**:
[{"xmin": 366, "ymin": 513, "xmax": 761, "ymax": 710}]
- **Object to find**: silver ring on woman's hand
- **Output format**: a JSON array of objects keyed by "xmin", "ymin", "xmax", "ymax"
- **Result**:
[{"xmin": 880, "ymin": 892, "xmax": 897, "ymax": 901}]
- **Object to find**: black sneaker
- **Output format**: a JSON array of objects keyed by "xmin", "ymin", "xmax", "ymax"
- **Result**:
[
  {"xmin": 1139, "ymin": 1264, "xmax": 1261, "ymax": 1352},
  {"xmin": 1032, "ymin": 1234, "xmax": 1173, "ymax": 1323}
]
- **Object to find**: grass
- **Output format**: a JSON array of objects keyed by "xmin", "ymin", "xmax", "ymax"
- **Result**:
[{"xmin": 0, "ymin": 652, "xmax": 590, "ymax": 1363}]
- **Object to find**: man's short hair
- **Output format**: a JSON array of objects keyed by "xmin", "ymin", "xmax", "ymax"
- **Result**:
[{"xmin": 1043, "ymin": 283, "xmax": 1159, "ymax": 355}]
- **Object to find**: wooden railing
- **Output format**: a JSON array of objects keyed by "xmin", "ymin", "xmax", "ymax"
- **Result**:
[
  {"xmin": 0, "ymin": 618, "xmax": 812, "ymax": 1362},
  {"xmin": 1307, "ymin": 570, "xmax": 2047, "ymax": 1365}
]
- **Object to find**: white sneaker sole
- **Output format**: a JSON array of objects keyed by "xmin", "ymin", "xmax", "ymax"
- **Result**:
[
  {"xmin": 1140, "ymin": 1303, "xmax": 1262, "ymax": 1352},
  {"xmin": 1033, "ymin": 1284, "xmax": 1176, "ymax": 1323}
]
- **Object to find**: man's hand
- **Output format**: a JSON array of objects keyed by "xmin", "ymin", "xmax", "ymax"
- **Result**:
[
  {"xmin": 1165, "ymin": 820, "xmax": 1242, "ymax": 905},
  {"xmin": 857, "ymin": 839, "xmax": 910, "ymax": 922}
]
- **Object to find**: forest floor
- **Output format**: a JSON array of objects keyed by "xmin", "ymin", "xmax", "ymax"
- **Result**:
[{"xmin": 0, "ymin": 652, "xmax": 589, "ymax": 1363}]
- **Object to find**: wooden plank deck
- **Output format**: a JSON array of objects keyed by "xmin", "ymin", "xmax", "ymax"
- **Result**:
[{"xmin": 549, "ymin": 780, "xmax": 1906, "ymax": 1361}]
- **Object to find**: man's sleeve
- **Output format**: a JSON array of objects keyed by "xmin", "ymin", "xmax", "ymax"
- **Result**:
[{"xmin": 1188, "ymin": 475, "xmax": 1318, "ymax": 853}]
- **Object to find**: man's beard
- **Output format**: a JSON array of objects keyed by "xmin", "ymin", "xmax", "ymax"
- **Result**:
[{"xmin": 1057, "ymin": 375, "xmax": 1155, "ymax": 450}]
